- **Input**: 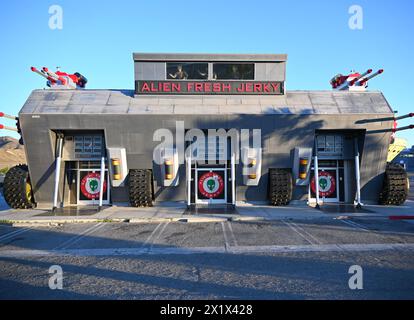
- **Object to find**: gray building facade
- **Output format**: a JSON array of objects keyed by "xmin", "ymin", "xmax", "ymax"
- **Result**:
[{"xmin": 18, "ymin": 53, "xmax": 394, "ymax": 209}]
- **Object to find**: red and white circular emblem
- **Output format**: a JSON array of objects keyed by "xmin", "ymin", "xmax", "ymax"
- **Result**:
[
  {"xmin": 80, "ymin": 172, "xmax": 107, "ymax": 199},
  {"xmin": 311, "ymin": 171, "xmax": 336, "ymax": 197},
  {"xmin": 198, "ymin": 172, "xmax": 224, "ymax": 199}
]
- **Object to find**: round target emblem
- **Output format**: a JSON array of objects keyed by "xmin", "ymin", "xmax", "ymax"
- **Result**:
[
  {"xmin": 80, "ymin": 172, "xmax": 107, "ymax": 199},
  {"xmin": 198, "ymin": 172, "xmax": 224, "ymax": 199},
  {"xmin": 311, "ymin": 171, "xmax": 336, "ymax": 197}
]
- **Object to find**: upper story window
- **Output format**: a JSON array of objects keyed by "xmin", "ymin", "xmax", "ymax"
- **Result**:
[
  {"xmin": 316, "ymin": 135, "xmax": 344, "ymax": 156},
  {"xmin": 167, "ymin": 62, "xmax": 208, "ymax": 80},
  {"xmin": 213, "ymin": 63, "xmax": 254, "ymax": 80}
]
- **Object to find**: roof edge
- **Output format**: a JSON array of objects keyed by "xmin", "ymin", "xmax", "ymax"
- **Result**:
[{"xmin": 132, "ymin": 53, "xmax": 288, "ymax": 62}]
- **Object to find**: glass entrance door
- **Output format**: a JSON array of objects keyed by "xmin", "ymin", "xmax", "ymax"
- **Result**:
[{"xmin": 186, "ymin": 130, "xmax": 234, "ymax": 206}]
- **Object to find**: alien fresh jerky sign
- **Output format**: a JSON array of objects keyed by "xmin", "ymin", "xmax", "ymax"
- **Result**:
[
  {"xmin": 135, "ymin": 81, "xmax": 284, "ymax": 95},
  {"xmin": 198, "ymin": 172, "xmax": 225, "ymax": 199},
  {"xmin": 311, "ymin": 171, "xmax": 336, "ymax": 197},
  {"xmin": 80, "ymin": 172, "xmax": 107, "ymax": 200}
]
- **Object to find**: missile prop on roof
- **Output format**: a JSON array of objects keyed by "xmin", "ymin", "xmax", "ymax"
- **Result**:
[
  {"xmin": 0, "ymin": 124, "xmax": 18, "ymax": 132},
  {"xmin": 31, "ymin": 67, "xmax": 52, "ymax": 81},
  {"xmin": 42, "ymin": 67, "xmax": 76, "ymax": 88},
  {"xmin": 356, "ymin": 69, "xmax": 384, "ymax": 86},
  {"xmin": 0, "ymin": 112, "xmax": 17, "ymax": 120},
  {"xmin": 31, "ymin": 66, "xmax": 78, "ymax": 89},
  {"xmin": 349, "ymin": 69, "xmax": 373, "ymax": 86},
  {"xmin": 336, "ymin": 69, "xmax": 372, "ymax": 90}
]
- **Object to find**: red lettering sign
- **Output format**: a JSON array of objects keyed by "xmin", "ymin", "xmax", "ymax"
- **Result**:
[
  {"xmin": 141, "ymin": 82, "xmax": 150, "ymax": 92},
  {"xmin": 136, "ymin": 81, "xmax": 284, "ymax": 95},
  {"xmin": 172, "ymin": 83, "xmax": 181, "ymax": 92}
]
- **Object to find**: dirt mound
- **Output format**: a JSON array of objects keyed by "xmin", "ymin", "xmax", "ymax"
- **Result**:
[{"xmin": 0, "ymin": 136, "xmax": 26, "ymax": 169}]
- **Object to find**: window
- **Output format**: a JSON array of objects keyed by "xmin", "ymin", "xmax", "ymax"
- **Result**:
[
  {"xmin": 316, "ymin": 135, "xmax": 344, "ymax": 156},
  {"xmin": 213, "ymin": 63, "xmax": 254, "ymax": 80},
  {"xmin": 166, "ymin": 62, "xmax": 208, "ymax": 80},
  {"xmin": 73, "ymin": 135, "xmax": 104, "ymax": 159}
]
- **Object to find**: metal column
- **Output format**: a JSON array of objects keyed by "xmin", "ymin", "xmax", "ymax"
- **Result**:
[
  {"xmin": 98, "ymin": 156, "xmax": 106, "ymax": 211},
  {"xmin": 186, "ymin": 155, "xmax": 191, "ymax": 207},
  {"xmin": 231, "ymin": 153, "xmax": 236, "ymax": 206},
  {"xmin": 314, "ymin": 154, "xmax": 320, "ymax": 209},
  {"xmin": 52, "ymin": 134, "xmax": 64, "ymax": 212},
  {"xmin": 354, "ymin": 138, "xmax": 363, "ymax": 208},
  {"xmin": 313, "ymin": 139, "xmax": 320, "ymax": 209}
]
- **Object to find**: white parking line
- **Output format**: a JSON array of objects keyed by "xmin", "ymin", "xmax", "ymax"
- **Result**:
[
  {"xmin": 0, "ymin": 228, "xmax": 31, "ymax": 242},
  {"xmin": 149, "ymin": 222, "xmax": 170, "ymax": 249},
  {"xmin": 282, "ymin": 220, "xmax": 315, "ymax": 245},
  {"xmin": 142, "ymin": 223, "xmax": 163, "ymax": 247},
  {"xmin": 53, "ymin": 223, "xmax": 106, "ymax": 250},
  {"xmin": 221, "ymin": 221, "xmax": 230, "ymax": 251},
  {"xmin": 340, "ymin": 219, "xmax": 370, "ymax": 232},
  {"xmin": 290, "ymin": 222, "xmax": 323, "ymax": 245},
  {"xmin": 227, "ymin": 221, "xmax": 239, "ymax": 247},
  {"xmin": 141, "ymin": 222, "xmax": 170, "ymax": 250},
  {"xmin": 1, "ymin": 243, "xmax": 413, "ymax": 258}
]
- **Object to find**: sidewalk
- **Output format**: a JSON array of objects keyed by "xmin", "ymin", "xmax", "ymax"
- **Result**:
[
  {"xmin": 0, "ymin": 199, "xmax": 413, "ymax": 226},
  {"xmin": 0, "ymin": 201, "xmax": 262, "ymax": 226}
]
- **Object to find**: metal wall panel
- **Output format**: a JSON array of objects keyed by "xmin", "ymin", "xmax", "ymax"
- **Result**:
[
  {"xmin": 19, "ymin": 89, "xmax": 394, "ymax": 206},
  {"xmin": 134, "ymin": 62, "xmax": 165, "ymax": 80}
]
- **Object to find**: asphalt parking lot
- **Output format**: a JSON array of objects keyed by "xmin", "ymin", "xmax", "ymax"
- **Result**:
[{"xmin": 0, "ymin": 216, "xmax": 413, "ymax": 299}]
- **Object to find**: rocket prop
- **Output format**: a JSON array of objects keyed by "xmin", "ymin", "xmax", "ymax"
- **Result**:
[{"xmin": 31, "ymin": 66, "xmax": 87, "ymax": 89}]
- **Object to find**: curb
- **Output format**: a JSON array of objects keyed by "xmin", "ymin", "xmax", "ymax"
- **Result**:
[
  {"xmin": 127, "ymin": 215, "xmax": 265, "ymax": 224},
  {"xmin": 10, "ymin": 218, "xmax": 127, "ymax": 227},
  {"xmin": 389, "ymin": 215, "xmax": 414, "ymax": 220},
  {"xmin": 8, "ymin": 215, "xmax": 265, "ymax": 226}
]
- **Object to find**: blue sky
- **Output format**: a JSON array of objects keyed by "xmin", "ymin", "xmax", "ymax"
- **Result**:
[{"xmin": 0, "ymin": 0, "xmax": 413, "ymax": 145}]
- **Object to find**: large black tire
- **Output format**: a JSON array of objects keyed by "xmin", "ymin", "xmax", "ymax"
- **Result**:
[
  {"xmin": 128, "ymin": 169, "xmax": 153, "ymax": 207},
  {"xmin": 379, "ymin": 163, "xmax": 409, "ymax": 205},
  {"xmin": 268, "ymin": 168, "xmax": 293, "ymax": 206},
  {"xmin": 3, "ymin": 164, "xmax": 36, "ymax": 209}
]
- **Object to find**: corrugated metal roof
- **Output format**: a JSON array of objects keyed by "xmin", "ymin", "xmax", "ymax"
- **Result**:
[{"xmin": 20, "ymin": 89, "xmax": 393, "ymax": 115}]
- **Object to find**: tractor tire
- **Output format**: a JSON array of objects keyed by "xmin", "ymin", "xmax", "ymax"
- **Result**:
[
  {"xmin": 3, "ymin": 164, "xmax": 36, "ymax": 209},
  {"xmin": 379, "ymin": 163, "xmax": 409, "ymax": 205},
  {"xmin": 268, "ymin": 168, "xmax": 293, "ymax": 206},
  {"xmin": 128, "ymin": 169, "xmax": 153, "ymax": 207}
]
